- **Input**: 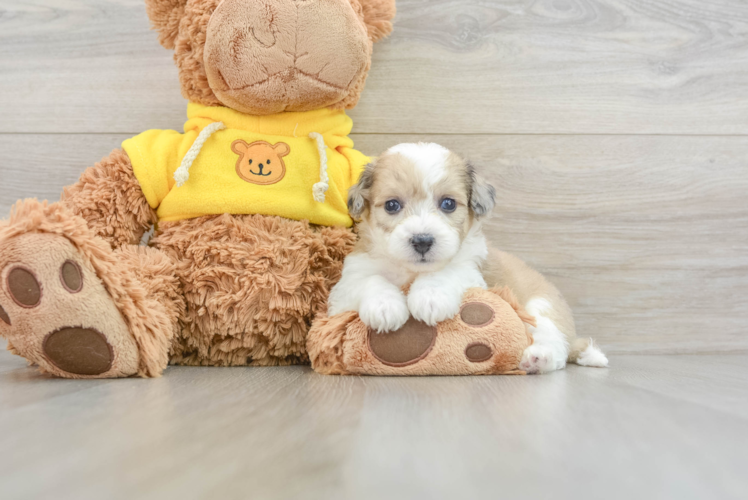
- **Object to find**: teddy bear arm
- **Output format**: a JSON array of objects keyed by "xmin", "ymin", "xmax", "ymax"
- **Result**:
[{"xmin": 61, "ymin": 148, "xmax": 157, "ymax": 249}]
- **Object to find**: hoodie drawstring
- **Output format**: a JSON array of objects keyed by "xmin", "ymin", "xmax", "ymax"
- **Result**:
[
  {"xmin": 309, "ymin": 132, "xmax": 329, "ymax": 203},
  {"xmin": 174, "ymin": 121, "xmax": 226, "ymax": 187}
]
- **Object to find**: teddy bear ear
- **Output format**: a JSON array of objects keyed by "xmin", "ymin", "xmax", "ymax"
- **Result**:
[
  {"xmin": 144, "ymin": 0, "xmax": 187, "ymax": 49},
  {"xmin": 355, "ymin": 0, "xmax": 396, "ymax": 43}
]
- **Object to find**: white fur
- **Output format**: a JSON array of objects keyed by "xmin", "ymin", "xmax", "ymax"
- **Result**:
[
  {"xmin": 524, "ymin": 297, "xmax": 552, "ymax": 318},
  {"xmin": 328, "ymin": 253, "xmax": 412, "ymax": 332},
  {"xmin": 358, "ymin": 276, "xmax": 411, "ymax": 334},
  {"xmin": 407, "ymin": 225, "xmax": 487, "ymax": 325},
  {"xmin": 520, "ymin": 298, "xmax": 570, "ymax": 374},
  {"xmin": 386, "ymin": 142, "xmax": 450, "ymax": 188},
  {"xmin": 329, "ymin": 226, "xmax": 488, "ymax": 331},
  {"xmin": 576, "ymin": 340, "xmax": 609, "ymax": 367}
]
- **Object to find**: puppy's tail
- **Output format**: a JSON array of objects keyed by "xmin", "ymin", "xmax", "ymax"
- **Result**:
[{"xmin": 568, "ymin": 337, "xmax": 609, "ymax": 368}]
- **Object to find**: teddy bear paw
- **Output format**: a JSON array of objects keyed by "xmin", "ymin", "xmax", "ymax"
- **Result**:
[{"xmin": 0, "ymin": 233, "xmax": 140, "ymax": 378}]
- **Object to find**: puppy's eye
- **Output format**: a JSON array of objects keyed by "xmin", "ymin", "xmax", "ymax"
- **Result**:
[
  {"xmin": 384, "ymin": 200, "xmax": 402, "ymax": 214},
  {"xmin": 249, "ymin": 159, "xmax": 253, "ymax": 165},
  {"xmin": 267, "ymin": 159, "xmax": 271, "ymax": 164},
  {"xmin": 440, "ymin": 198, "xmax": 457, "ymax": 213}
]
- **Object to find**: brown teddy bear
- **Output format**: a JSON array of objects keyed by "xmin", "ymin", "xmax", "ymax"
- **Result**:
[{"xmin": 0, "ymin": 0, "xmax": 396, "ymax": 378}]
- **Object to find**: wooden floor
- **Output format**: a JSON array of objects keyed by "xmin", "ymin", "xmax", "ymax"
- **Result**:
[
  {"xmin": 1, "ymin": 1, "xmax": 748, "ymax": 498},
  {"xmin": 0, "ymin": 351, "xmax": 746, "ymax": 499}
]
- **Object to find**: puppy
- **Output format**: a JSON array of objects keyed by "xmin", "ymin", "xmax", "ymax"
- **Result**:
[{"xmin": 327, "ymin": 143, "xmax": 608, "ymax": 374}]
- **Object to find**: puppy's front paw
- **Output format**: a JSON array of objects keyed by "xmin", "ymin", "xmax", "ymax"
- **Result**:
[
  {"xmin": 359, "ymin": 291, "xmax": 410, "ymax": 333},
  {"xmin": 520, "ymin": 344, "xmax": 565, "ymax": 374},
  {"xmin": 407, "ymin": 285, "xmax": 461, "ymax": 326}
]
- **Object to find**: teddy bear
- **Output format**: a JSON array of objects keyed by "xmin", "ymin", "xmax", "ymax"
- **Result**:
[
  {"xmin": 307, "ymin": 287, "xmax": 536, "ymax": 376},
  {"xmin": 0, "ymin": 0, "xmax": 396, "ymax": 378}
]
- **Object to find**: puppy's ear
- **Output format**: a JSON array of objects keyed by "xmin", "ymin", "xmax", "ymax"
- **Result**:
[
  {"xmin": 348, "ymin": 161, "xmax": 376, "ymax": 219},
  {"xmin": 145, "ymin": 0, "xmax": 187, "ymax": 49},
  {"xmin": 467, "ymin": 163, "xmax": 496, "ymax": 218}
]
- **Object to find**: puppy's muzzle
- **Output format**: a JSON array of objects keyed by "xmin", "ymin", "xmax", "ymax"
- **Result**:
[{"xmin": 410, "ymin": 234, "xmax": 435, "ymax": 256}]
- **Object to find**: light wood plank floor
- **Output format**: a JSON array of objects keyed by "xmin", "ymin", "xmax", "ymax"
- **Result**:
[{"xmin": 1, "ymin": 350, "xmax": 747, "ymax": 500}]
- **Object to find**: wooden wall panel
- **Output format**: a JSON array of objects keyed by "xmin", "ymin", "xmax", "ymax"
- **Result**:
[{"xmin": 0, "ymin": 0, "xmax": 746, "ymax": 134}]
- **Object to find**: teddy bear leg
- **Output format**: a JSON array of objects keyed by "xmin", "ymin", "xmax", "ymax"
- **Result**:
[
  {"xmin": 0, "ymin": 200, "xmax": 179, "ymax": 378},
  {"xmin": 109, "ymin": 244, "xmax": 184, "ymax": 374}
]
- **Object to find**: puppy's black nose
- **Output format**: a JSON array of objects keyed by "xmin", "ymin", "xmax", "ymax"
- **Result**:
[{"xmin": 411, "ymin": 234, "xmax": 435, "ymax": 256}]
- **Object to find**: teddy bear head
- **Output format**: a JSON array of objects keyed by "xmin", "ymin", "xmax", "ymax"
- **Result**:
[{"xmin": 145, "ymin": 0, "xmax": 396, "ymax": 115}]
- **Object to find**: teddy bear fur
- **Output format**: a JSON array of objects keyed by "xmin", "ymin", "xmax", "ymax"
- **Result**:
[
  {"xmin": 0, "ymin": 0, "xmax": 396, "ymax": 377},
  {"xmin": 307, "ymin": 287, "xmax": 537, "ymax": 376}
]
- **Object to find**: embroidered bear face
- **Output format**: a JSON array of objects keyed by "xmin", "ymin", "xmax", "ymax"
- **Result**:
[{"xmin": 231, "ymin": 140, "xmax": 290, "ymax": 185}]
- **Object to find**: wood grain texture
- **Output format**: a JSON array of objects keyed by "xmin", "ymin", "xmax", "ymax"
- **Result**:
[
  {"xmin": 1, "ymin": 133, "xmax": 746, "ymax": 353},
  {"xmin": 1, "ymin": 0, "xmax": 747, "ymax": 134},
  {"xmin": 0, "ymin": 354, "xmax": 747, "ymax": 500}
]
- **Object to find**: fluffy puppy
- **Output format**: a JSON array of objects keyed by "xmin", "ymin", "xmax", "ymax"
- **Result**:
[{"xmin": 327, "ymin": 143, "xmax": 608, "ymax": 374}]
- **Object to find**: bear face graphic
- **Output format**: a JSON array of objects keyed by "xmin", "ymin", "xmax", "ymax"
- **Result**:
[{"xmin": 231, "ymin": 140, "xmax": 290, "ymax": 185}]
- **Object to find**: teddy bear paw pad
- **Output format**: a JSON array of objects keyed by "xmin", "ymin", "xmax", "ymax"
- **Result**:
[
  {"xmin": 459, "ymin": 302, "xmax": 495, "ymax": 327},
  {"xmin": 60, "ymin": 260, "xmax": 83, "ymax": 293},
  {"xmin": 7, "ymin": 267, "xmax": 42, "ymax": 307},
  {"xmin": 368, "ymin": 317, "xmax": 436, "ymax": 366},
  {"xmin": 43, "ymin": 327, "xmax": 113, "ymax": 376},
  {"xmin": 465, "ymin": 342, "xmax": 493, "ymax": 362}
]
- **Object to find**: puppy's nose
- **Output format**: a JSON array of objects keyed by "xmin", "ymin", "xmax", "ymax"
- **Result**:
[{"xmin": 411, "ymin": 234, "xmax": 435, "ymax": 256}]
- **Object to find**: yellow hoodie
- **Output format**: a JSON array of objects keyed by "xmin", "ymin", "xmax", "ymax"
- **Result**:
[{"xmin": 122, "ymin": 103, "xmax": 369, "ymax": 227}]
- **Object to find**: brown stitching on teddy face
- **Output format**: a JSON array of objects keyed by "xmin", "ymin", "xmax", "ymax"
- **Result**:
[
  {"xmin": 231, "ymin": 139, "xmax": 290, "ymax": 185},
  {"xmin": 460, "ymin": 302, "xmax": 495, "ymax": 327},
  {"xmin": 60, "ymin": 260, "xmax": 83, "ymax": 294},
  {"xmin": 7, "ymin": 266, "xmax": 42, "ymax": 308},
  {"xmin": 465, "ymin": 342, "xmax": 493, "ymax": 363},
  {"xmin": 367, "ymin": 317, "xmax": 437, "ymax": 367}
]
